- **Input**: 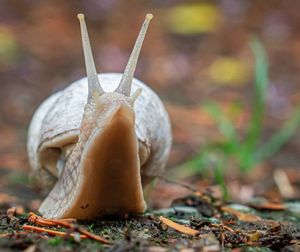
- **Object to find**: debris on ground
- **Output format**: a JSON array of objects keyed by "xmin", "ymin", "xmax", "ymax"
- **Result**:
[{"xmin": 1, "ymin": 191, "xmax": 299, "ymax": 251}]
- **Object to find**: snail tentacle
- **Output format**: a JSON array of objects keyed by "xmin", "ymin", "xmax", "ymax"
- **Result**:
[
  {"xmin": 78, "ymin": 13, "xmax": 104, "ymax": 97},
  {"xmin": 116, "ymin": 14, "xmax": 153, "ymax": 96}
]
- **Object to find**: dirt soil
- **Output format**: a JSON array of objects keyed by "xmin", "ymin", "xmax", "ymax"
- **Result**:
[
  {"xmin": 0, "ymin": 169, "xmax": 299, "ymax": 251},
  {"xmin": 1, "ymin": 0, "xmax": 300, "ymax": 251}
]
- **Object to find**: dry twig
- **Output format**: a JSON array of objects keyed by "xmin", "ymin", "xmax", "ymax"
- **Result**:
[
  {"xmin": 28, "ymin": 212, "xmax": 76, "ymax": 227},
  {"xmin": 26, "ymin": 212, "xmax": 111, "ymax": 244},
  {"xmin": 23, "ymin": 225, "xmax": 87, "ymax": 239}
]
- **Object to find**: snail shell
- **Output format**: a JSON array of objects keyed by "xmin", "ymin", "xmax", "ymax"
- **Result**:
[{"xmin": 27, "ymin": 14, "xmax": 172, "ymax": 219}]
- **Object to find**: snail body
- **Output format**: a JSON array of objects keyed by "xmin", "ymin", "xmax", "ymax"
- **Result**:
[{"xmin": 27, "ymin": 14, "xmax": 172, "ymax": 219}]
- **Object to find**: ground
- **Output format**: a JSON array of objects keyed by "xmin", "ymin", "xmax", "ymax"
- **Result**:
[
  {"xmin": 0, "ymin": 168, "xmax": 299, "ymax": 251},
  {"xmin": 1, "ymin": 1, "xmax": 300, "ymax": 251}
]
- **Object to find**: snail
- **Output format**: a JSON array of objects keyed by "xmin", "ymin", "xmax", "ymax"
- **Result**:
[{"xmin": 27, "ymin": 13, "xmax": 172, "ymax": 220}]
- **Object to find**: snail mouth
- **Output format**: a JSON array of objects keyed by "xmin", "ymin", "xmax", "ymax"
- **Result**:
[{"xmin": 64, "ymin": 105, "xmax": 146, "ymax": 219}]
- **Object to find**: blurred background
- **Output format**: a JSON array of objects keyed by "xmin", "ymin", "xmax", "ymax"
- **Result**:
[{"xmin": 0, "ymin": 0, "xmax": 300, "ymax": 209}]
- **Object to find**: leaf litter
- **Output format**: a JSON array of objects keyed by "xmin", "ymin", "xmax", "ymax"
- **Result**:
[{"xmin": 0, "ymin": 190, "xmax": 299, "ymax": 251}]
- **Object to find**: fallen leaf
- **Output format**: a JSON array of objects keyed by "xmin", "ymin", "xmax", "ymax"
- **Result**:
[
  {"xmin": 248, "ymin": 231, "xmax": 260, "ymax": 242},
  {"xmin": 148, "ymin": 246, "xmax": 167, "ymax": 252},
  {"xmin": 221, "ymin": 206, "xmax": 261, "ymax": 222},
  {"xmin": 0, "ymin": 25, "xmax": 19, "ymax": 65},
  {"xmin": 248, "ymin": 202, "xmax": 286, "ymax": 211},
  {"xmin": 159, "ymin": 216, "xmax": 199, "ymax": 236},
  {"xmin": 6, "ymin": 207, "xmax": 16, "ymax": 219},
  {"xmin": 23, "ymin": 245, "xmax": 37, "ymax": 252},
  {"xmin": 164, "ymin": 4, "xmax": 222, "ymax": 35},
  {"xmin": 0, "ymin": 192, "xmax": 17, "ymax": 203},
  {"xmin": 209, "ymin": 57, "xmax": 249, "ymax": 85}
]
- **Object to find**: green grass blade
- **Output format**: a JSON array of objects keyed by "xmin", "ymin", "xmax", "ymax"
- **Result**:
[
  {"xmin": 246, "ymin": 38, "xmax": 268, "ymax": 148},
  {"xmin": 256, "ymin": 103, "xmax": 300, "ymax": 161},
  {"xmin": 203, "ymin": 101, "xmax": 239, "ymax": 150},
  {"xmin": 239, "ymin": 38, "xmax": 269, "ymax": 171},
  {"xmin": 214, "ymin": 158, "xmax": 229, "ymax": 200}
]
